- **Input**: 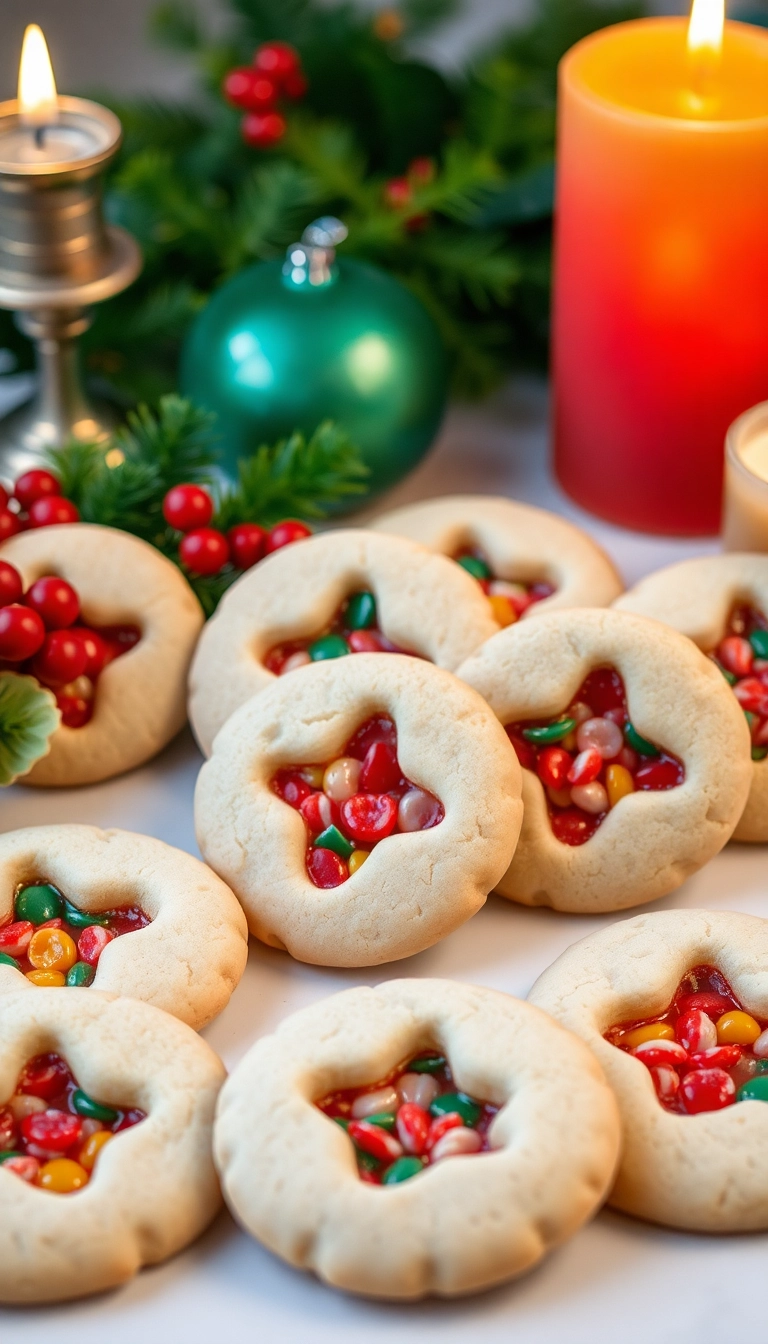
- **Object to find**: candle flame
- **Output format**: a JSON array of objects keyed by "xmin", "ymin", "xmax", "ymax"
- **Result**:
[
  {"xmin": 687, "ymin": 0, "xmax": 725, "ymax": 58},
  {"xmin": 18, "ymin": 25, "xmax": 59, "ymax": 127}
]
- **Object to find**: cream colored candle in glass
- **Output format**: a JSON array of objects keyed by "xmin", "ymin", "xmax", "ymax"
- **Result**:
[{"xmin": 723, "ymin": 401, "xmax": 768, "ymax": 550}]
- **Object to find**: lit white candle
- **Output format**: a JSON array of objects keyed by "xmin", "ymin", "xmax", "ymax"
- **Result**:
[
  {"xmin": 723, "ymin": 403, "xmax": 768, "ymax": 551},
  {"xmin": 0, "ymin": 26, "xmax": 115, "ymax": 170}
]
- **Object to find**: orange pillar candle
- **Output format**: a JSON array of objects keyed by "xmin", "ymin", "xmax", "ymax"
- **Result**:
[{"xmin": 553, "ymin": 14, "xmax": 768, "ymax": 535}]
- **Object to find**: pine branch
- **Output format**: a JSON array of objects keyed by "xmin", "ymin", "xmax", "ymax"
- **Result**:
[
  {"xmin": 215, "ymin": 421, "xmax": 369, "ymax": 529},
  {"xmin": 114, "ymin": 395, "xmax": 220, "ymax": 484}
]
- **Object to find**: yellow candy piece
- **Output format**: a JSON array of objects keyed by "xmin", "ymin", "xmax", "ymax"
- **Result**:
[
  {"xmin": 25, "ymin": 970, "xmax": 66, "ymax": 987},
  {"xmin": 606, "ymin": 764, "xmax": 635, "ymax": 808},
  {"xmin": 488, "ymin": 594, "xmax": 517, "ymax": 628},
  {"xmin": 36, "ymin": 1158, "xmax": 89, "ymax": 1194},
  {"xmin": 27, "ymin": 927, "xmax": 77, "ymax": 973},
  {"xmin": 562, "ymin": 731, "xmax": 578, "ymax": 752},
  {"xmin": 300, "ymin": 765, "xmax": 325, "ymax": 789},
  {"xmin": 78, "ymin": 1129, "xmax": 113, "ymax": 1172},
  {"xmin": 547, "ymin": 786, "xmax": 572, "ymax": 809},
  {"xmin": 348, "ymin": 850, "xmax": 370, "ymax": 875},
  {"xmin": 622, "ymin": 1022, "xmax": 676, "ymax": 1048},
  {"xmin": 716, "ymin": 1009, "xmax": 762, "ymax": 1045}
]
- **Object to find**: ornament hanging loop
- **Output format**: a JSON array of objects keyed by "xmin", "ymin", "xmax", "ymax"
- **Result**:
[{"xmin": 282, "ymin": 217, "xmax": 348, "ymax": 290}]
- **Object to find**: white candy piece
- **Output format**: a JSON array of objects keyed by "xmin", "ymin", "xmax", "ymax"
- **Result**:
[
  {"xmin": 678, "ymin": 1009, "xmax": 717, "ymax": 1053},
  {"xmin": 350, "ymin": 1086, "xmax": 399, "ymax": 1119},
  {"xmin": 650, "ymin": 1065, "xmax": 680, "ymax": 1099},
  {"xmin": 570, "ymin": 781, "xmax": 609, "ymax": 814},
  {"xmin": 753, "ymin": 1027, "xmax": 768, "ymax": 1058},
  {"xmin": 397, "ymin": 788, "xmax": 441, "ymax": 832},
  {"xmin": 576, "ymin": 716, "xmax": 623, "ymax": 760},
  {"xmin": 430, "ymin": 1127, "xmax": 483, "ymax": 1162},
  {"xmin": 633, "ymin": 1038, "xmax": 688, "ymax": 1063},
  {"xmin": 397, "ymin": 1073, "xmax": 440, "ymax": 1108},
  {"xmin": 280, "ymin": 651, "xmax": 312, "ymax": 675}
]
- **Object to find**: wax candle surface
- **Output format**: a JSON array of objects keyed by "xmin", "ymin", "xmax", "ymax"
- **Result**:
[
  {"xmin": 723, "ymin": 403, "xmax": 768, "ymax": 550},
  {"xmin": 553, "ymin": 18, "xmax": 768, "ymax": 536}
]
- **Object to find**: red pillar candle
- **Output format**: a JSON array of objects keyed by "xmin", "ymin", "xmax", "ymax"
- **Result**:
[{"xmin": 553, "ymin": 17, "xmax": 768, "ymax": 535}]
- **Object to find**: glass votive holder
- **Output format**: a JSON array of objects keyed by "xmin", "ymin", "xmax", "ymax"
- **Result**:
[{"xmin": 723, "ymin": 401, "xmax": 768, "ymax": 552}]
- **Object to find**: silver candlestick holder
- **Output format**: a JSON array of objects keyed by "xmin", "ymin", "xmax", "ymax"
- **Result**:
[{"xmin": 0, "ymin": 85, "xmax": 141, "ymax": 480}]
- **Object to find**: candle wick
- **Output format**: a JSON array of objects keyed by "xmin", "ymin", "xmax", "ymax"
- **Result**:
[{"xmin": 34, "ymin": 125, "xmax": 46, "ymax": 149}]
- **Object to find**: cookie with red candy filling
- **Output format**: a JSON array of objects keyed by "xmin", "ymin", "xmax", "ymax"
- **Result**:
[
  {"xmin": 615, "ymin": 554, "xmax": 768, "ymax": 841},
  {"xmin": 530, "ymin": 909, "xmax": 768, "ymax": 1231},
  {"xmin": 188, "ymin": 529, "xmax": 498, "ymax": 757},
  {"xmin": 0, "ymin": 826, "xmax": 248, "ymax": 1030},
  {"xmin": 213, "ymin": 979, "xmax": 620, "ymax": 1299},
  {"xmin": 194, "ymin": 656, "xmax": 521, "ymax": 965},
  {"xmin": 0, "ymin": 988, "xmax": 224, "ymax": 1302},
  {"xmin": 0, "ymin": 525, "xmax": 203, "ymax": 786},
  {"xmin": 372, "ymin": 495, "xmax": 623, "ymax": 625},
  {"xmin": 457, "ymin": 608, "xmax": 750, "ymax": 913}
]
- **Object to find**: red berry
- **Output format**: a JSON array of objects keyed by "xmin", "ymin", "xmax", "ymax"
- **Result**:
[
  {"xmin": 254, "ymin": 41, "xmax": 300, "ymax": 81},
  {"xmin": 25, "ymin": 576, "xmax": 80, "ymax": 629},
  {"xmin": 408, "ymin": 156, "xmax": 435, "ymax": 185},
  {"xmin": 74, "ymin": 627, "xmax": 108, "ymax": 678},
  {"xmin": 228, "ymin": 522, "xmax": 267, "ymax": 570},
  {"xmin": 307, "ymin": 846, "xmax": 348, "ymax": 888},
  {"xmin": 13, "ymin": 469, "xmax": 61, "ymax": 510},
  {"xmin": 56, "ymin": 692, "xmax": 92, "ymax": 729},
  {"xmin": 223, "ymin": 67, "xmax": 278, "ymax": 110},
  {"xmin": 549, "ymin": 807, "xmax": 601, "ymax": 846},
  {"xmin": 242, "ymin": 111, "xmax": 286, "ymax": 147},
  {"xmin": 634, "ymin": 758, "xmax": 684, "ymax": 791},
  {"xmin": 0, "ymin": 560, "xmax": 23, "ymax": 605},
  {"xmin": 266, "ymin": 519, "xmax": 312, "ymax": 552},
  {"xmin": 77, "ymin": 923, "xmax": 114, "ymax": 966},
  {"xmin": 18, "ymin": 1052, "xmax": 72, "ymax": 1100},
  {"xmin": 340, "ymin": 793, "xmax": 398, "ymax": 844},
  {"xmin": 0, "ymin": 509, "xmax": 21, "ymax": 542},
  {"xmin": 537, "ymin": 745, "xmax": 573, "ymax": 790},
  {"xmin": 21, "ymin": 1108, "xmax": 83, "ymax": 1152},
  {"xmin": 283, "ymin": 70, "xmax": 308, "ymax": 99},
  {"xmin": 383, "ymin": 176, "xmax": 412, "ymax": 209},
  {"xmin": 359, "ymin": 741, "xmax": 402, "ymax": 793},
  {"xmin": 162, "ymin": 483, "xmax": 214, "ymax": 532},
  {"xmin": 680, "ymin": 1067, "xmax": 735, "ymax": 1114},
  {"xmin": 28, "ymin": 496, "xmax": 79, "ymax": 528},
  {"xmin": 273, "ymin": 770, "xmax": 312, "ymax": 808},
  {"xmin": 179, "ymin": 527, "xmax": 230, "ymax": 576},
  {"xmin": 0, "ymin": 604, "xmax": 45, "ymax": 661},
  {"xmin": 31, "ymin": 629, "xmax": 88, "ymax": 687}
]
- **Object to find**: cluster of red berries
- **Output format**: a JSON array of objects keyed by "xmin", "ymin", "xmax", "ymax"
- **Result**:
[
  {"xmin": 0, "ymin": 469, "xmax": 79, "ymax": 543},
  {"xmin": 0, "ymin": 560, "xmax": 138, "ymax": 728},
  {"xmin": 162, "ymin": 483, "xmax": 311, "ymax": 577},
  {"xmin": 223, "ymin": 42, "xmax": 307, "ymax": 148},
  {"xmin": 382, "ymin": 158, "xmax": 435, "ymax": 233}
]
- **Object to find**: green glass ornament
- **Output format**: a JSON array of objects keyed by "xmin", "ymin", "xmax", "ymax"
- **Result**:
[{"xmin": 179, "ymin": 218, "xmax": 448, "ymax": 499}]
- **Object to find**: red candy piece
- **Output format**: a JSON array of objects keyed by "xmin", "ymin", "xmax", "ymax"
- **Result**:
[
  {"xmin": 299, "ymin": 792, "xmax": 337, "ymax": 834},
  {"xmin": 567, "ymin": 747, "xmax": 602, "ymax": 786},
  {"xmin": 228, "ymin": 522, "xmax": 267, "ymax": 570},
  {"xmin": 346, "ymin": 715, "xmax": 397, "ymax": 761},
  {"xmin": 0, "ymin": 1105, "xmax": 18, "ymax": 1150},
  {"xmin": 718, "ymin": 635, "xmax": 753, "ymax": 677},
  {"xmin": 14, "ymin": 470, "xmax": 60, "ymax": 510},
  {"xmin": 632, "ymin": 1040, "xmax": 688, "ymax": 1068},
  {"xmin": 163, "ymin": 483, "xmax": 214, "ymax": 532},
  {"xmin": 549, "ymin": 809, "xmax": 600, "ymax": 846},
  {"xmin": 307, "ymin": 847, "xmax": 347, "ymax": 888},
  {"xmin": 0, "ymin": 560, "xmax": 23, "ymax": 605},
  {"xmin": 266, "ymin": 520, "xmax": 312, "ymax": 552},
  {"xmin": 0, "ymin": 920, "xmax": 34, "ymax": 957},
  {"xmin": 579, "ymin": 668, "xmax": 626, "ymax": 716},
  {"xmin": 77, "ymin": 924, "xmax": 115, "ymax": 966},
  {"xmin": 396, "ymin": 1102, "xmax": 430, "ymax": 1155},
  {"xmin": 733, "ymin": 678, "xmax": 768, "ymax": 714},
  {"xmin": 680, "ymin": 1067, "xmax": 735, "ymax": 1114},
  {"xmin": 426, "ymin": 1111, "xmax": 464, "ymax": 1151},
  {"xmin": 537, "ymin": 745, "xmax": 573, "ymax": 790},
  {"xmin": 506, "ymin": 729, "xmax": 536, "ymax": 772},
  {"xmin": 340, "ymin": 793, "xmax": 398, "ymax": 844},
  {"xmin": 348, "ymin": 1120, "xmax": 402, "ymax": 1164},
  {"xmin": 273, "ymin": 770, "xmax": 312, "ymax": 808},
  {"xmin": 56, "ymin": 693, "xmax": 92, "ymax": 729},
  {"xmin": 31, "ymin": 629, "xmax": 88, "ymax": 687},
  {"xmin": 25, "ymin": 576, "xmax": 79, "ymax": 630},
  {"xmin": 18, "ymin": 1052, "xmax": 72, "ymax": 1100},
  {"xmin": 634, "ymin": 759, "xmax": 684, "ymax": 791},
  {"xmin": 0, "ymin": 510, "xmax": 21, "ymax": 542},
  {"xmin": 675, "ymin": 1009, "xmax": 717, "ymax": 1053},
  {"xmin": 359, "ymin": 741, "xmax": 402, "ymax": 793},
  {"xmin": 21, "ymin": 1108, "xmax": 83, "ymax": 1152},
  {"xmin": 28, "ymin": 496, "xmax": 79, "ymax": 528},
  {"xmin": 676, "ymin": 991, "xmax": 735, "ymax": 1018},
  {"xmin": 650, "ymin": 1065, "xmax": 680, "ymax": 1102},
  {"xmin": 688, "ymin": 1045, "xmax": 743, "ymax": 1071},
  {"xmin": 179, "ymin": 527, "xmax": 230, "ymax": 576},
  {"xmin": 347, "ymin": 629, "xmax": 398, "ymax": 654},
  {"xmin": 0, "ymin": 604, "xmax": 45, "ymax": 661}
]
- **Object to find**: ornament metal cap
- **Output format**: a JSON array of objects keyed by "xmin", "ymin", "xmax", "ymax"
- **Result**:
[{"xmin": 282, "ymin": 216, "xmax": 348, "ymax": 290}]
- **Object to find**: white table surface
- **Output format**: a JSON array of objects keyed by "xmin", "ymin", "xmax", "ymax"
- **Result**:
[{"xmin": 2, "ymin": 377, "xmax": 765, "ymax": 1344}]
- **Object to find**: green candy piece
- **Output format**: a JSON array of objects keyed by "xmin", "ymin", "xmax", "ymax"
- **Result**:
[
  {"xmin": 456, "ymin": 555, "xmax": 491, "ymax": 582},
  {"xmin": 62, "ymin": 900, "xmax": 110, "ymax": 930},
  {"xmin": 71, "ymin": 1088, "xmax": 118, "ymax": 1124},
  {"xmin": 429, "ymin": 1092, "xmax": 481, "ymax": 1126},
  {"xmin": 754, "ymin": 1060, "xmax": 768, "ymax": 1075},
  {"xmin": 356, "ymin": 1150, "xmax": 382, "ymax": 1173},
  {"xmin": 737, "ymin": 1075, "xmax": 768, "ymax": 1103},
  {"xmin": 0, "ymin": 1151, "xmax": 23, "ymax": 1164},
  {"xmin": 314, "ymin": 825, "xmax": 354, "ymax": 860},
  {"xmin": 66, "ymin": 962, "xmax": 95, "ymax": 987},
  {"xmin": 345, "ymin": 591, "xmax": 377, "ymax": 631},
  {"xmin": 333, "ymin": 1116, "xmax": 350, "ymax": 1131},
  {"xmin": 308, "ymin": 634, "xmax": 349, "ymax": 662},
  {"xmin": 752, "ymin": 746, "xmax": 768, "ymax": 762},
  {"xmin": 383, "ymin": 1156, "xmax": 423, "ymax": 1185},
  {"xmin": 714, "ymin": 660, "xmax": 738, "ymax": 686},
  {"xmin": 522, "ymin": 718, "xmax": 575, "ymax": 745},
  {"xmin": 750, "ymin": 629, "xmax": 768, "ymax": 659},
  {"xmin": 624, "ymin": 722, "xmax": 660, "ymax": 757},
  {"xmin": 744, "ymin": 710, "xmax": 757, "ymax": 730},
  {"xmin": 0, "ymin": 952, "xmax": 20, "ymax": 971},
  {"xmin": 364, "ymin": 1111, "xmax": 397, "ymax": 1132},
  {"xmin": 15, "ymin": 883, "xmax": 62, "ymax": 925},
  {"xmin": 409, "ymin": 1054, "xmax": 446, "ymax": 1075}
]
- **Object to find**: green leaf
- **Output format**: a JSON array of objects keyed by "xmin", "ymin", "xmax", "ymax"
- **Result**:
[
  {"xmin": 471, "ymin": 162, "xmax": 555, "ymax": 228},
  {"xmin": 45, "ymin": 439, "xmax": 105, "ymax": 509},
  {"xmin": 0, "ymin": 674, "xmax": 60, "ymax": 787}
]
